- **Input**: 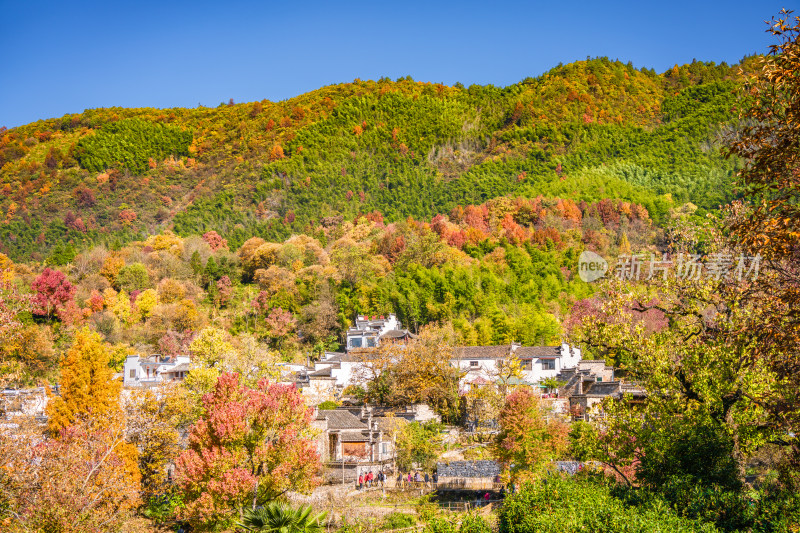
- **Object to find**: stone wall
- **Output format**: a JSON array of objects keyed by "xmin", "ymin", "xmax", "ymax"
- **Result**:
[{"xmin": 437, "ymin": 460, "xmax": 500, "ymax": 478}]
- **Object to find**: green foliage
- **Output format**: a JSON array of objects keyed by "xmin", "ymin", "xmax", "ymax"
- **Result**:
[
  {"xmin": 238, "ymin": 502, "xmax": 327, "ymax": 533},
  {"xmin": 316, "ymin": 400, "xmax": 340, "ymax": 410},
  {"xmin": 636, "ymin": 417, "xmax": 741, "ymax": 495},
  {"xmin": 116, "ymin": 262, "xmax": 149, "ymax": 292},
  {"xmin": 141, "ymin": 491, "xmax": 184, "ymax": 524},
  {"xmin": 498, "ymin": 476, "xmax": 720, "ymax": 533},
  {"xmin": 382, "ymin": 512, "xmax": 416, "ymax": 530},
  {"xmin": 457, "ymin": 514, "xmax": 492, "ymax": 533},
  {"xmin": 424, "ymin": 518, "xmax": 456, "ymax": 533},
  {"xmin": 46, "ymin": 243, "xmax": 77, "ymax": 265},
  {"xmin": 396, "ymin": 421, "xmax": 444, "ymax": 471},
  {"xmin": 74, "ymin": 118, "xmax": 192, "ymax": 174},
  {"xmin": 0, "ymin": 59, "xmax": 750, "ymax": 263}
]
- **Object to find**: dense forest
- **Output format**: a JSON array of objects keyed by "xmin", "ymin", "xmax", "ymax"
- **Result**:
[
  {"xmin": 0, "ymin": 57, "xmax": 753, "ymax": 262},
  {"xmin": 0, "ymin": 56, "xmax": 760, "ymax": 385}
]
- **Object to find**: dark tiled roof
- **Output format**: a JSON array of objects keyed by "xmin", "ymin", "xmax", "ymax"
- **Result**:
[
  {"xmin": 308, "ymin": 367, "xmax": 332, "ymax": 377},
  {"xmin": 320, "ymin": 351, "xmax": 379, "ymax": 363},
  {"xmin": 514, "ymin": 346, "xmax": 561, "ymax": 359},
  {"xmin": 452, "ymin": 345, "xmax": 512, "ymax": 360},
  {"xmin": 379, "ymin": 329, "xmax": 418, "ymax": 340},
  {"xmin": 339, "ymin": 351, "xmax": 382, "ymax": 362},
  {"xmin": 376, "ymin": 417, "xmax": 408, "ymax": 432},
  {"xmin": 322, "ymin": 352, "xmax": 345, "ymax": 362},
  {"xmin": 582, "ymin": 381, "xmax": 622, "ymax": 396},
  {"xmin": 452, "ymin": 345, "xmax": 562, "ymax": 360},
  {"xmin": 340, "ymin": 431, "xmax": 371, "ymax": 442},
  {"xmin": 163, "ymin": 363, "xmax": 191, "ymax": 373},
  {"xmin": 317, "ymin": 409, "xmax": 367, "ymax": 430}
]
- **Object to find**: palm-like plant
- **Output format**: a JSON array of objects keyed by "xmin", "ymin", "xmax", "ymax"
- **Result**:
[{"xmin": 237, "ymin": 502, "xmax": 328, "ymax": 533}]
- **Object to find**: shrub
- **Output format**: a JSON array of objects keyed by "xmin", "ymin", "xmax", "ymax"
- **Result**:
[
  {"xmin": 458, "ymin": 514, "xmax": 492, "ymax": 533},
  {"xmin": 383, "ymin": 512, "xmax": 416, "ymax": 530},
  {"xmin": 498, "ymin": 476, "xmax": 719, "ymax": 533}
]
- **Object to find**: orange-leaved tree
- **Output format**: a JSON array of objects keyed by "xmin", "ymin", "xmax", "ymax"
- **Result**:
[
  {"xmin": 493, "ymin": 387, "xmax": 569, "ymax": 483},
  {"xmin": 46, "ymin": 327, "xmax": 121, "ymax": 435},
  {"xmin": 0, "ymin": 412, "xmax": 140, "ymax": 532},
  {"xmin": 175, "ymin": 372, "xmax": 321, "ymax": 528},
  {"xmin": 727, "ymin": 9, "xmax": 800, "ymax": 472}
]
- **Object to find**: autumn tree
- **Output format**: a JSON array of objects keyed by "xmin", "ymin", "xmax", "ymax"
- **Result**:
[
  {"xmin": 354, "ymin": 326, "xmax": 464, "ymax": 422},
  {"xmin": 396, "ymin": 421, "xmax": 444, "ymax": 471},
  {"xmin": 727, "ymin": 9, "xmax": 800, "ymax": 475},
  {"xmin": 31, "ymin": 267, "xmax": 75, "ymax": 320},
  {"xmin": 202, "ymin": 230, "xmax": 228, "ymax": 251},
  {"xmin": 493, "ymin": 387, "xmax": 569, "ymax": 483},
  {"xmin": 0, "ymin": 279, "xmax": 32, "ymax": 387},
  {"xmin": 0, "ymin": 413, "xmax": 141, "ymax": 532},
  {"xmin": 329, "ymin": 237, "xmax": 388, "ymax": 286},
  {"xmin": 125, "ymin": 384, "xmax": 196, "ymax": 500},
  {"xmin": 186, "ymin": 327, "xmax": 280, "ymax": 394},
  {"xmin": 215, "ymin": 275, "xmax": 233, "ymax": 307},
  {"xmin": 175, "ymin": 373, "xmax": 321, "ymax": 528},
  {"xmin": 100, "ymin": 254, "xmax": 125, "ymax": 286},
  {"xmin": 134, "ymin": 288, "xmax": 158, "ymax": 319},
  {"xmin": 46, "ymin": 328, "xmax": 121, "ymax": 435},
  {"xmin": 263, "ymin": 307, "xmax": 297, "ymax": 348}
]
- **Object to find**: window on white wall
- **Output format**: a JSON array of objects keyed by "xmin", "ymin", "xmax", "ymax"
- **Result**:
[
  {"xmin": 541, "ymin": 359, "xmax": 556, "ymax": 370},
  {"xmin": 129, "ymin": 369, "xmax": 136, "ymax": 378},
  {"xmin": 470, "ymin": 361, "xmax": 479, "ymax": 368}
]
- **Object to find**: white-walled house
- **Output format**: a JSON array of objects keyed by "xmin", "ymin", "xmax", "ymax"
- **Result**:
[
  {"xmin": 123, "ymin": 354, "xmax": 191, "ymax": 388},
  {"xmin": 453, "ymin": 343, "xmax": 582, "ymax": 390},
  {"xmin": 345, "ymin": 314, "xmax": 415, "ymax": 352},
  {"xmin": 306, "ymin": 343, "xmax": 582, "ymax": 390},
  {"xmin": 312, "ymin": 351, "xmax": 376, "ymax": 388}
]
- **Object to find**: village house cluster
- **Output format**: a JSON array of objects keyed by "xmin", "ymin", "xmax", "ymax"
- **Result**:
[{"xmin": 2, "ymin": 313, "xmax": 644, "ymax": 485}]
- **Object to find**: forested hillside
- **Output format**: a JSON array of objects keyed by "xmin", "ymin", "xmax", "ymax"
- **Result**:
[
  {"xmin": 0, "ymin": 57, "xmax": 759, "ymax": 386},
  {"xmin": 0, "ymin": 57, "xmax": 753, "ymax": 262}
]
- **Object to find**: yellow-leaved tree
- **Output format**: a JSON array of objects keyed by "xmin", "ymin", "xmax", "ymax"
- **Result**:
[{"xmin": 46, "ymin": 327, "xmax": 122, "ymax": 435}]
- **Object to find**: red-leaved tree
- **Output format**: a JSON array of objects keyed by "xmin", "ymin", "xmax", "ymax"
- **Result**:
[
  {"xmin": 202, "ymin": 230, "xmax": 228, "ymax": 251},
  {"xmin": 215, "ymin": 275, "xmax": 233, "ymax": 307},
  {"xmin": 175, "ymin": 373, "xmax": 321, "ymax": 527},
  {"xmin": 493, "ymin": 388, "xmax": 569, "ymax": 483},
  {"xmin": 264, "ymin": 307, "xmax": 296, "ymax": 348},
  {"xmin": 31, "ymin": 267, "xmax": 76, "ymax": 320}
]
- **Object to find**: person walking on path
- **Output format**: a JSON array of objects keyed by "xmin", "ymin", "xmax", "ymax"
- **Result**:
[{"xmin": 358, "ymin": 473, "xmax": 364, "ymax": 490}]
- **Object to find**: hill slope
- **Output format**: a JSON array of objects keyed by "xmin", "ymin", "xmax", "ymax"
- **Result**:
[{"xmin": 0, "ymin": 57, "xmax": 753, "ymax": 262}]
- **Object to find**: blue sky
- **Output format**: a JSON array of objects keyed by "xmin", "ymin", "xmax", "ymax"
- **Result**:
[{"xmin": 0, "ymin": 1, "xmax": 793, "ymax": 129}]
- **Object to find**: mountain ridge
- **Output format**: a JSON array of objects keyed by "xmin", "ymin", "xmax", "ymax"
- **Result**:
[{"xmin": 0, "ymin": 57, "xmax": 756, "ymax": 262}]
